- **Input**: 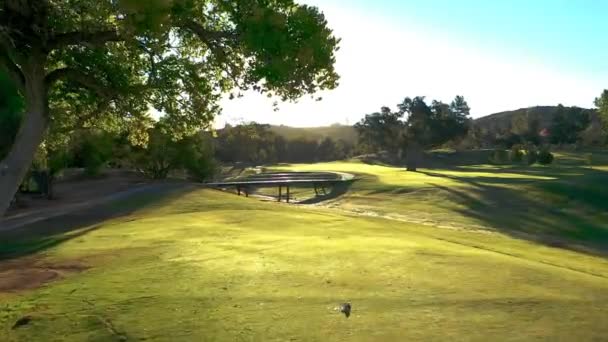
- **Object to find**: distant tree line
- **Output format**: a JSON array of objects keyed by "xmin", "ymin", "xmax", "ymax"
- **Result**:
[
  {"xmin": 355, "ymin": 95, "xmax": 472, "ymax": 170},
  {"xmin": 3, "ymin": 73, "xmax": 608, "ymax": 202},
  {"xmin": 462, "ymin": 105, "xmax": 601, "ymax": 149},
  {"xmin": 353, "ymin": 89, "xmax": 608, "ymax": 169},
  {"xmin": 462, "ymin": 89, "xmax": 608, "ymax": 150},
  {"xmin": 214, "ymin": 122, "xmax": 355, "ymax": 164}
]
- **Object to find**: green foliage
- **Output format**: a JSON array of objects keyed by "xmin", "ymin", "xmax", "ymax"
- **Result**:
[
  {"xmin": 595, "ymin": 89, "xmax": 608, "ymax": 138},
  {"xmin": 216, "ymin": 123, "xmax": 279, "ymax": 164},
  {"xmin": 489, "ymin": 149, "xmax": 509, "ymax": 164},
  {"xmin": 269, "ymin": 124, "xmax": 357, "ymax": 145},
  {"xmin": 0, "ymin": 1, "xmax": 340, "ymax": 212},
  {"xmin": 178, "ymin": 134, "xmax": 217, "ymax": 182},
  {"xmin": 72, "ymin": 131, "xmax": 115, "ymax": 176},
  {"xmin": 509, "ymin": 146, "xmax": 524, "ymax": 163},
  {"xmin": 0, "ymin": 0, "xmax": 339, "ymax": 138},
  {"xmin": 47, "ymin": 150, "xmax": 71, "ymax": 177},
  {"xmin": 216, "ymin": 122, "xmax": 352, "ymax": 164},
  {"xmin": 316, "ymin": 137, "xmax": 337, "ymax": 161},
  {"xmin": 354, "ymin": 106, "xmax": 404, "ymax": 153},
  {"xmin": 399, "ymin": 95, "xmax": 471, "ymax": 148},
  {"xmin": 472, "ymin": 106, "xmax": 597, "ymax": 148},
  {"xmin": 495, "ymin": 132, "xmax": 522, "ymax": 149},
  {"xmin": 550, "ymin": 104, "xmax": 591, "ymax": 144},
  {"xmin": 31, "ymin": 144, "xmax": 71, "ymax": 178},
  {"xmin": 132, "ymin": 128, "xmax": 182, "ymax": 179},
  {"xmin": 286, "ymin": 137, "xmax": 318, "ymax": 163},
  {"xmin": 525, "ymin": 146, "xmax": 538, "ymax": 165},
  {"xmin": 132, "ymin": 127, "xmax": 217, "ymax": 180},
  {"xmin": 316, "ymin": 137, "xmax": 350, "ymax": 162},
  {"xmin": 537, "ymin": 148, "xmax": 554, "ymax": 165},
  {"xmin": 355, "ymin": 95, "xmax": 471, "ymax": 159}
]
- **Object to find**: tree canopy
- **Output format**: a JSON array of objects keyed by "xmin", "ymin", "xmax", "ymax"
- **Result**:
[
  {"xmin": 215, "ymin": 122, "xmax": 352, "ymax": 164},
  {"xmin": 354, "ymin": 95, "xmax": 471, "ymax": 170},
  {"xmin": 550, "ymin": 105, "xmax": 591, "ymax": 145},
  {"xmin": 0, "ymin": 0, "xmax": 340, "ymax": 215},
  {"xmin": 354, "ymin": 106, "xmax": 404, "ymax": 153}
]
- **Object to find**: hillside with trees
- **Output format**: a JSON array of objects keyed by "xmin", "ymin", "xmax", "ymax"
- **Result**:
[
  {"xmin": 355, "ymin": 95, "xmax": 472, "ymax": 170},
  {"xmin": 471, "ymin": 105, "xmax": 603, "ymax": 148},
  {"xmin": 268, "ymin": 124, "xmax": 358, "ymax": 145},
  {"xmin": 215, "ymin": 123, "xmax": 355, "ymax": 164}
]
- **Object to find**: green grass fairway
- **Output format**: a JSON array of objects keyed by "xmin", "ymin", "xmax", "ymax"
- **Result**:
[
  {"xmin": 2, "ymin": 157, "xmax": 608, "ymax": 341},
  {"xmin": 276, "ymin": 152, "xmax": 608, "ymax": 254}
]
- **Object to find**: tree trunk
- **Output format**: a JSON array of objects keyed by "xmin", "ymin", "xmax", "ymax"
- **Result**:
[
  {"xmin": 0, "ymin": 59, "xmax": 48, "ymax": 217},
  {"xmin": 406, "ymin": 142, "xmax": 421, "ymax": 172},
  {"xmin": 47, "ymin": 172, "xmax": 54, "ymax": 200}
]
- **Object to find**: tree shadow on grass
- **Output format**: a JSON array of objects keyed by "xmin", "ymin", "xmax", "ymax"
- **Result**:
[
  {"xmin": 0, "ymin": 184, "xmax": 197, "ymax": 261},
  {"xmin": 298, "ymin": 180, "xmax": 356, "ymax": 204},
  {"xmin": 417, "ymin": 169, "xmax": 608, "ymax": 256},
  {"xmin": 436, "ymin": 165, "xmax": 608, "ymax": 213}
]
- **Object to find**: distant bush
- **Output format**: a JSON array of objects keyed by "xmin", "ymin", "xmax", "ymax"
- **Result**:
[
  {"xmin": 133, "ymin": 129, "xmax": 218, "ymax": 181},
  {"xmin": 178, "ymin": 134, "xmax": 217, "ymax": 182},
  {"xmin": 132, "ymin": 129, "xmax": 181, "ymax": 180},
  {"xmin": 525, "ymin": 147, "xmax": 538, "ymax": 165},
  {"xmin": 489, "ymin": 149, "xmax": 509, "ymax": 164},
  {"xmin": 72, "ymin": 131, "xmax": 114, "ymax": 176},
  {"xmin": 537, "ymin": 149, "xmax": 554, "ymax": 165},
  {"xmin": 509, "ymin": 146, "xmax": 524, "ymax": 163}
]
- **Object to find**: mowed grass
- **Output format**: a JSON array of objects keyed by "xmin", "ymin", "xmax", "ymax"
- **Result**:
[
  {"xmin": 1, "ymin": 152, "xmax": 608, "ymax": 341},
  {"xmin": 277, "ymin": 151, "xmax": 608, "ymax": 253}
]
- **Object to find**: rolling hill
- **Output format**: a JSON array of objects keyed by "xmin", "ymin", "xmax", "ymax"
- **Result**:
[
  {"xmin": 269, "ymin": 124, "xmax": 358, "ymax": 144},
  {"xmin": 474, "ymin": 105, "xmax": 599, "ymax": 134}
]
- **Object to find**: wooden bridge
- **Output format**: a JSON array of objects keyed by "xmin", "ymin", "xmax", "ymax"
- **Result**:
[{"xmin": 207, "ymin": 171, "xmax": 355, "ymax": 203}]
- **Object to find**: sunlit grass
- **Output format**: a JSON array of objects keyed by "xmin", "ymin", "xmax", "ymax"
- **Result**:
[{"xmin": 1, "ymin": 151, "xmax": 608, "ymax": 340}]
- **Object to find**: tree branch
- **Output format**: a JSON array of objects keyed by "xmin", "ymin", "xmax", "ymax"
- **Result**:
[
  {"xmin": 181, "ymin": 21, "xmax": 237, "ymax": 43},
  {"xmin": 181, "ymin": 21, "xmax": 245, "ymax": 86},
  {"xmin": 45, "ymin": 67, "xmax": 110, "ymax": 98},
  {"xmin": 47, "ymin": 30, "xmax": 122, "ymax": 50}
]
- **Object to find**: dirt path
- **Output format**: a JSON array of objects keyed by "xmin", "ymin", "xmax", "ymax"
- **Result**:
[{"xmin": 0, "ymin": 183, "xmax": 185, "ymax": 232}]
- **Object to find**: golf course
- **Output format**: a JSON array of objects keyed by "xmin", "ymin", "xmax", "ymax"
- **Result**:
[
  {"xmin": 2, "ymin": 2, "xmax": 608, "ymax": 340},
  {"xmin": 1, "ymin": 153, "xmax": 607, "ymax": 341}
]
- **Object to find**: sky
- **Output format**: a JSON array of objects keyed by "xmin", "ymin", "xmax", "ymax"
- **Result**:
[{"xmin": 215, "ymin": 0, "xmax": 608, "ymax": 128}]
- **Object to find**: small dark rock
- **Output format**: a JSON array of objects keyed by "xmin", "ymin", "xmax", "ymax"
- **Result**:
[
  {"xmin": 339, "ymin": 303, "xmax": 351, "ymax": 318},
  {"xmin": 12, "ymin": 316, "xmax": 32, "ymax": 329}
]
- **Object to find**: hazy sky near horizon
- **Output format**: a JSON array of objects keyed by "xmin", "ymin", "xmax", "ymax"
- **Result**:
[{"xmin": 215, "ymin": 0, "xmax": 608, "ymax": 128}]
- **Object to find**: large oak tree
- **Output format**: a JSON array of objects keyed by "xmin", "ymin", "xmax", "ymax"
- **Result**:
[
  {"xmin": 0, "ymin": 0, "xmax": 339, "ymax": 215},
  {"xmin": 398, "ymin": 96, "xmax": 471, "ymax": 171}
]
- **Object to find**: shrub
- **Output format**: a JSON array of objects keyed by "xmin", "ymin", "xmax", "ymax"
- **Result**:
[
  {"xmin": 133, "ymin": 129, "xmax": 218, "ymax": 181},
  {"xmin": 490, "ymin": 149, "xmax": 509, "ymax": 164},
  {"xmin": 525, "ymin": 148, "xmax": 538, "ymax": 165},
  {"xmin": 509, "ymin": 146, "xmax": 524, "ymax": 163},
  {"xmin": 72, "ymin": 131, "xmax": 114, "ymax": 176},
  {"xmin": 184, "ymin": 154, "xmax": 217, "ymax": 182},
  {"xmin": 537, "ymin": 149, "xmax": 554, "ymax": 165},
  {"xmin": 132, "ymin": 129, "xmax": 179, "ymax": 179},
  {"xmin": 179, "ymin": 134, "xmax": 217, "ymax": 182}
]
